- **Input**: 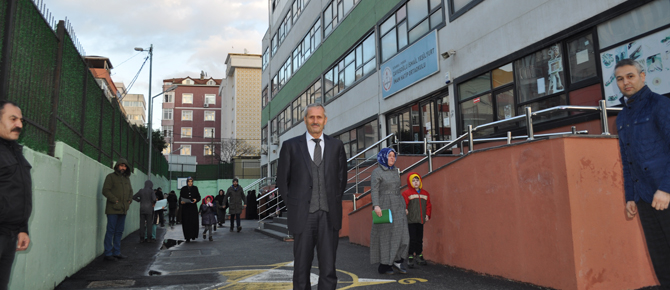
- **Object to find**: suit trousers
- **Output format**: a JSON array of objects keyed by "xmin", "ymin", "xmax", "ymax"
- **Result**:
[
  {"xmin": 0, "ymin": 233, "xmax": 17, "ymax": 290},
  {"xmin": 292, "ymin": 210, "xmax": 339, "ymax": 290},
  {"xmin": 637, "ymin": 200, "xmax": 670, "ymax": 286}
]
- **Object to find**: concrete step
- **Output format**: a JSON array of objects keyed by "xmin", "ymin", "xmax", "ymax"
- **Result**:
[
  {"xmin": 264, "ymin": 222, "xmax": 290, "ymax": 234},
  {"xmin": 273, "ymin": 216, "xmax": 288, "ymax": 225},
  {"xmin": 255, "ymin": 226, "xmax": 293, "ymax": 241}
]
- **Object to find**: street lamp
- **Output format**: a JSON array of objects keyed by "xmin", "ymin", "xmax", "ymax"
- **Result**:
[
  {"xmin": 135, "ymin": 44, "xmax": 154, "ymax": 179},
  {"xmin": 142, "ymin": 85, "xmax": 178, "ymax": 180}
]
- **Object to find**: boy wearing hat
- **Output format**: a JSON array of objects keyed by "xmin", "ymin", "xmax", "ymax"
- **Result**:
[{"xmin": 402, "ymin": 172, "xmax": 432, "ymax": 268}]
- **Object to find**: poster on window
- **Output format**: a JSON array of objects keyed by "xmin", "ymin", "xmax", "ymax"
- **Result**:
[{"xmin": 600, "ymin": 27, "xmax": 670, "ymax": 107}]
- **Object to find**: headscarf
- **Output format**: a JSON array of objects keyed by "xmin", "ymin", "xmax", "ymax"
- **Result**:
[{"xmin": 377, "ymin": 147, "xmax": 397, "ymax": 170}]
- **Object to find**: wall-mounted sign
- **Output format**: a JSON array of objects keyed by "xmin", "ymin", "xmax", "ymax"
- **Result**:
[
  {"xmin": 600, "ymin": 27, "xmax": 670, "ymax": 107},
  {"xmin": 381, "ymin": 30, "xmax": 439, "ymax": 99}
]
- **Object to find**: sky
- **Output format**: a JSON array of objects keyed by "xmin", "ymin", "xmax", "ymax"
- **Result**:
[{"xmin": 45, "ymin": 0, "xmax": 268, "ymax": 130}]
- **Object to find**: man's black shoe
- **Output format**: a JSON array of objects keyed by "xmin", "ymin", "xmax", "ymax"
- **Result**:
[
  {"xmin": 114, "ymin": 254, "xmax": 128, "ymax": 259},
  {"xmin": 237, "ymin": 226, "xmax": 242, "ymax": 233},
  {"xmin": 104, "ymin": 256, "xmax": 117, "ymax": 261}
]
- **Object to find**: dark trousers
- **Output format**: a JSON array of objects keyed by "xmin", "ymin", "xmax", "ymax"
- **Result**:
[
  {"xmin": 292, "ymin": 211, "xmax": 339, "ymax": 290},
  {"xmin": 0, "ymin": 233, "xmax": 17, "ymax": 290},
  {"xmin": 230, "ymin": 213, "xmax": 241, "ymax": 229},
  {"xmin": 168, "ymin": 207, "xmax": 177, "ymax": 224},
  {"xmin": 104, "ymin": 214, "xmax": 126, "ymax": 256},
  {"xmin": 408, "ymin": 223, "xmax": 424, "ymax": 256},
  {"xmin": 139, "ymin": 213, "xmax": 152, "ymax": 240},
  {"xmin": 156, "ymin": 209, "xmax": 165, "ymax": 225},
  {"xmin": 637, "ymin": 200, "xmax": 670, "ymax": 286}
]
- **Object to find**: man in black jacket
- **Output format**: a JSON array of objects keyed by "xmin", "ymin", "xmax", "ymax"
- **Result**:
[
  {"xmin": 277, "ymin": 104, "xmax": 347, "ymax": 290},
  {"xmin": 0, "ymin": 101, "xmax": 31, "ymax": 290}
]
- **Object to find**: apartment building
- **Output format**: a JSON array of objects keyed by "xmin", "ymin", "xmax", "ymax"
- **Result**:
[
  {"xmin": 116, "ymin": 82, "xmax": 146, "ymax": 126},
  {"xmin": 161, "ymin": 73, "xmax": 223, "ymax": 164},
  {"xmin": 260, "ymin": 0, "xmax": 669, "ymax": 177}
]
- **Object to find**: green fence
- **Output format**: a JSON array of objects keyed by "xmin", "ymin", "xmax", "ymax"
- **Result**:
[
  {"xmin": 0, "ymin": 0, "xmax": 167, "ymax": 177},
  {"xmin": 170, "ymin": 163, "xmax": 235, "ymax": 180}
]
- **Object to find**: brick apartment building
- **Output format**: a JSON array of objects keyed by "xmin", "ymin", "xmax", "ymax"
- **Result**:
[{"xmin": 161, "ymin": 73, "xmax": 222, "ymax": 165}]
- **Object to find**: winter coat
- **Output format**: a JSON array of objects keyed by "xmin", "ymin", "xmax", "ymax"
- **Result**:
[
  {"xmin": 199, "ymin": 198, "xmax": 217, "ymax": 226},
  {"xmin": 133, "ymin": 180, "xmax": 156, "ymax": 215},
  {"xmin": 617, "ymin": 85, "xmax": 670, "ymax": 203},
  {"xmin": 102, "ymin": 158, "xmax": 133, "ymax": 215},
  {"xmin": 225, "ymin": 185, "xmax": 246, "ymax": 214},
  {"xmin": 369, "ymin": 165, "xmax": 409, "ymax": 265},
  {"xmin": 167, "ymin": 193, "xmax": 178, "ymax": 209},
  {"xmin": 0, "ymin": 138, "xmax": 32, "ymax": 236},
  {"xmin": 402, "ymin": 172, "xmax": 432, "ymax": 224}
]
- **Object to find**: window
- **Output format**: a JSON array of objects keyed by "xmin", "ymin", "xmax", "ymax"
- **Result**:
[
  {"xmin": 283, "ymin": 107, "xmax": 292, "ymax": 132},
  {"xmin": 162, "ymin": 125, "xmax": 173, "ymax": 137},
  {"xmin": 162, "ymin": 143, "xmax": 171, "ymax": 155},
  {"xmin": 262, "ymin": 47, "xmax": 269, "ymax": 70},
  {"xmin": 205, "ymin": 94, "xmax": 216, "ymax": 105},
  {"xmin": 515, "ymin": 44, "xmax": 565, "ymax": 103},
  {"xmin": 271, "ymin": 118, "xmax": 277, "ymax": 142},
  {"xmin": 597, "ymin": 0, "xmax": 670, "ymax": 48},
  {"xmin": 182, "ymin": 110, "xmax": 193, "ymax": 121},
  {"xmin": 458, "ymin": 64, "xmax": 515, "ymax": 136},
  {"xmin": 204, "ymin": 111, "xmax": 216, "ymax": 121},
  {"xmin": 324, "ymin": 32, "xmax": 376, "ymax": 102},
  {"xmin": 566, "ymin": 33, "xmax": 597, "ymax": 84},
  {"xmin": 272, "ymin": 34, "xmax": 278, "ymax": 56},
  {"xmin": 337, "ymin": 119, "xmax": 379, "ymax": 159},
  {"xmin": 272, "ymin": 75, "xmax": 279, "ymax": 97},
  {"xmin": 180, "ymin": 145, "xmax": 191, "ymax": 156},
  {"xmin": 182, "ymin": 93, "xmax": 193, "ymax": 104},
  {"xmin": 164, "ymin": 93, "xmax": 174, "ymax": 103},
  {"xmin": 181, "ymin": 127, "xmax": 192, "ymax": 138},
  {"xmin": 262, "ymin": 87, "xmax": 269, "ymax": 108},
  {"xmin": 277, "ymin": 110, "xmax": 286, "ymax": 134},
  {"xmin": 204, "ymin": 128, "xmax": 215, "ymax": 138},
  {"xmin": 262, "ymin": 126, "xmax": 268, "ymax": 146},
  {"xmin": 162, "ymin": 109, "xmax": 173, "ymax": 120},
  {"xmin": 204, "ymin": 145, "xmax": 214, "ymax": 156},
  {"xmin": 324, "ymin": 0, "xmax": 360, "ymax": 37},
  {"xmin": 448, "ymin": 0, "xmax": 483, "ymax": 20},
  {"xmin": 279, "ymin": 9, "xmax": 292, "ymax": 44},
  {"xmin": 182, "ymin": 79, "xmax": 194, "ymax": 85},
  {"xmin": 380, "ymin": 0, "xmax": 443, "ymax": 62}
]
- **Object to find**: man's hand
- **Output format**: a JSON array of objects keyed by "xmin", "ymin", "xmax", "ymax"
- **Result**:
[
  {"xmin": 16, "ymin": 232, "xmax": 30, "ymax": 251},
  {"xmin": 652, "ymin": 190, "xmax": 670, "ymax": 210},
  {"xmin": 374, "ymin": 206, "xmax": 382, "ymax": 217},
  {"xmin": 626, "ymin": 201, "xmax": 638, "ymax": 219}
]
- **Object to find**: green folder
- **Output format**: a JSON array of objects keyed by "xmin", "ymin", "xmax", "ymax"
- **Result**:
[{"xmin": 372, "ymin": 209, "xmax": 393, "ymax": 224}]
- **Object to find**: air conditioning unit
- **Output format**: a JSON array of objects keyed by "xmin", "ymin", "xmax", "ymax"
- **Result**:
[
  {"xmin": 204, "ymin": 103, "xmax": 209, "ymax": 108},
  {"xmin": 261, "ymin": 144, "xmax": 268, "ymax": 155},
  {"xmin": 271, "ymin": 133, "xmax": 279, "ymax": 145}
]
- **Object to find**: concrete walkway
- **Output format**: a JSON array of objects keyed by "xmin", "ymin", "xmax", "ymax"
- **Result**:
[{"xmin": 55, "ymin": 219, "xmax": 660, "ymax": 290}]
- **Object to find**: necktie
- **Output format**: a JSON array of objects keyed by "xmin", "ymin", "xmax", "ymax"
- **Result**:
[{"xmin": 312, "ymin": 139, "xmax": 322, "ymax": 165}]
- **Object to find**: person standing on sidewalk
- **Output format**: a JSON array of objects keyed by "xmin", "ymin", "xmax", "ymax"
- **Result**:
[
  {"xmin": 102, "ymin": 157, "xmax": 134, "ymax": 261},
  {"xmin": 180, "ymin": 177, "xmax": 201, "ymax": 242},
  {"xmin": 402, "ymin": 172, "xmax": 432, "ymax": 268},
  {"xmin": 214, "ymin": 189, "xmax": 226, "ymax": 227},
  {"xmin": 616, "ymin": 58, "xmax": 670, "ymax": 286},
  {"xmin": 277, "ymin": 103, "xmax": 347, "ymax": 290},
  {"xmin": 200, "ymin": 195, "xmax": 217, "ymax": 241},
  {"xmin": 155, "ymin": 187, "xmax": 165, "ymax": 227},
  {"xmin": 167, "ymin": 190, "xmax": 178, "ymax": 226},
  {"xmin": 132, "ymin": 180, "xmax": 156, "ymax": 243},
  {"xmin": 0, "ymin": 101, "xmax": 32, "ymax": 290},
  {"xmin": 225, "ymin": 179, "xmax": 246, "ymax": 233}
]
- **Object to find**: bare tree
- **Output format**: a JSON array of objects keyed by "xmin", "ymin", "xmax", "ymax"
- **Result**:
[{"xmin": 213, "ymin": 138, "xmax": 258, "ymax": 163}]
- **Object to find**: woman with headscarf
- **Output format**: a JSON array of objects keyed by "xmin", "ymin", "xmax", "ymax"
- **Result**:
[
  {"xmin": 369, "ymin": 147, "xmax": 410, "ymax": 275},
  {"xmin": 214, "ymin": 189, "xmax": 226, "ymax": 227},
  {"xmin": 180, "ymin": 177, "xmax": 202, "ymax": 242}
]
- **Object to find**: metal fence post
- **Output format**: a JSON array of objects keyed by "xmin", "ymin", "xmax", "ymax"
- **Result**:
[
  {"xmin": 423, "ymin": 137, "xmax": 428, "ymax": 155},
  {"xmin": 506, "ymin": 131, "xmax": 512, "ymax": 144},
  {"xmin": 599, "ymin": 100, "xmax": 610, "ymax": 135},
  {"xmin": 428, "ymin": 148, "xmax": 433, "ymax": 172},
  {"xmin": 525, "ymin": 107, "xmax": 534, "ymax": 140},
  {"xmin": 467, "ymin": 125, "xmax": 474, "ymax": 153}
]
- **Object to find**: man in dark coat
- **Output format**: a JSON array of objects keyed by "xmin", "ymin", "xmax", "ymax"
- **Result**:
[
  {"xmin": 102, "ymin": 157, "xmax": 134, "ymax": 261},
  {"xmin": 277, "ymin": 103, "xmax": 347, "ymax": 290},
  {"xmin": 617, "ymin": 59, "xmax": 670, "ymax": 286},
  {"xmin": 225, "ymin": 178, "xmax": 246, "ymax": 232},
  {"xmin": 0, "ymin": 101, "xmax": 32, "ymax": 290}
]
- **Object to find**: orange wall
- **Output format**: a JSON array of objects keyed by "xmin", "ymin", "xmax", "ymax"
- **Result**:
[{"xmin": 348, "ymin": 136, "xmax": 657, "ymax": 290}]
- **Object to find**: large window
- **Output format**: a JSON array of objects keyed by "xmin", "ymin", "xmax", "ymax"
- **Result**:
[
  {"xmin": 324, "ymin": 32, "xmax": 376, "ymax": 102},
  {"xmin": 180, "ymin": 145, "xmax": 191, "ymax": 156},
  {"xmin": 336, "ymin": 119, "xmax": 379, "ymax": 159},
  {"xmin": 163, "ymin": 109, "xmax": 173, "ymax": 120},
  {"xmin": 324, "ymin": 0, "xmax": 360, "ymax": 37},
  {"xmin": 448, "ymin": 0, "xmax": 483, "ymax": 20},
  {"xmin": 182, "ymin": 110, "xmax": 193, "ymax": 121},
  {"xmin": 262, "ymin": 47, "xmax": 269, "ymax": 70},
  {"xmin": 182, "ymin": 93, "xmax": 193, "ymax": 104},
  {"xmin": 278, "ymin": 9, "xmax": 293, "ymax": 44},
  {"xmin": 205, "ymin": 94, "xmax": 216, "ymax": 105},
  {"xmin": 293, "ymin": 19, "xmax": 322, "ymax": 74},
  {"xmin": 271, "ymin": 34, "xmax": 278, "ymax": 56},
  {"xmin": 262, "ymin": 87, "xmax": 269, "ymax": 108},
  {"xmin": 204, "ymin": 128, "xmax": 215, "ymax": 138},
  {"xmin": 388, "ymin": 95, "xmax": 451, "ymax": 154},
  {"xmin": 204, "ymin": 111, "xmax": 216, "ymax": 121},
  {"xmin": 181, "ymin": 127, "xmax": 192, "ymax": 138},
  {"xmin": 261, "ymin": 126, "xmax": 268, "ymax": 146},
  {"xmin": 204, "ymin": 145, "xmax": 214, "ymax": 156},
  {"xmin": 164, "ymin": 93, "xmax": 173, "ymax": 103},
  {"xmin": 380, "ymin": 0, "xmax": 443, "ymax": 62}
]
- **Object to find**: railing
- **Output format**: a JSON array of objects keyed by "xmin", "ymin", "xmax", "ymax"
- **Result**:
[{"xmin": 352, "ymin": 100, "xmax": 622, "ymax": 206}]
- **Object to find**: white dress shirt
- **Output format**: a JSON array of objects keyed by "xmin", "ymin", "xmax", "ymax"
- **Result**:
[{"xmin": 305, "ymin": 132, "xmax": 324, "ymax": 162}]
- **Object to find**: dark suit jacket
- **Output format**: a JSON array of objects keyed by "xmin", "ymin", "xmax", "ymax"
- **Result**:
[{"xmin": 277, "ymin": 133, "xmax": 348, "ymax": 235}]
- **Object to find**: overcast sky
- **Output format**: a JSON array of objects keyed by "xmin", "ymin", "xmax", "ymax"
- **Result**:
[{"xmin": 45, "ymin": 0, "xmax": 268, "ymax": 129}]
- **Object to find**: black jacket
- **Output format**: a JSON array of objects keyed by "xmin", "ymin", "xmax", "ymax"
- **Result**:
[{"xmin": 0, "ymin": 138, "xmax": 32, "ymax": 235}]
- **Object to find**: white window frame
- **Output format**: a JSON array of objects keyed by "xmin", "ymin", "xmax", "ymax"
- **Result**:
[
  {"xmin": 180, "ymin": 145, "xmax": 191, "ymax": 155},
  {"xmin": 204, "ymin": 94, "xmax": 216, "ymax": 105},
  {"xmin": 182, "ymin": 110, "xmax": 193, "ymax": 121},
  {"xmin": 204, "ymin": 127, "xmax": 215, "ymax": 138},
  {"xmin": 204, "ymin": 145, "xmax": 214, "ymax": 156},
  {"xmin": 204, "ymin": 111, "xmax": 216, "ymax": 121},
  {"xmin": 181, "ymin": 127, "xmax": 192, "ymax": 138},
  {"xmin": 182, "ymin": 93, "xmax": 193, "ymax": 104},
  {"xmin": 163, "ymin": 109, "xmax": 173, "ymax": 120},
  {"xmin": 164, "ymin": 93, "xmax": 174, "ymax": 103}
]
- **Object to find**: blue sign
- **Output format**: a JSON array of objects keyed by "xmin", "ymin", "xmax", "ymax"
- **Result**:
[{"xmin": 381, "ymin": 30, "xmax": 439, "ymax": 99}]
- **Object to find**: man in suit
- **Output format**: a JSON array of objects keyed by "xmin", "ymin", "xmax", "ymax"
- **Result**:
[{"xmin": 277, "ymin": 103, "xmax": 347, "ymax": 290}]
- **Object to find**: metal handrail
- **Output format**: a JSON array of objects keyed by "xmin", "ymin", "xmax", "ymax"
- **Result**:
[
  {"xmin": 347, "ymin": 133, "xmax": 395, "ymax": 163},
  {"xmin": 257, "ymin": 187, "xmax": 278, "ymax": 202},
  {"xmin": 243, "ymin": 177, "xmax": 267, "ymax": 192},
  {"xmin": 353, "ymin": 101, "xmax": 621, "ymax": 204}
]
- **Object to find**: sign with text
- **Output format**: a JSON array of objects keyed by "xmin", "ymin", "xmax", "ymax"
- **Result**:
[{"xmin": 381, "ymin": 30, "xmax": 439, "ymax": 99}]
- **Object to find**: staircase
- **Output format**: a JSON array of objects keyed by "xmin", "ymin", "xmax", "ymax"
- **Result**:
[{"xmin": 255, "ymin": 216, "xmax": 293, "ymax": 241}]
